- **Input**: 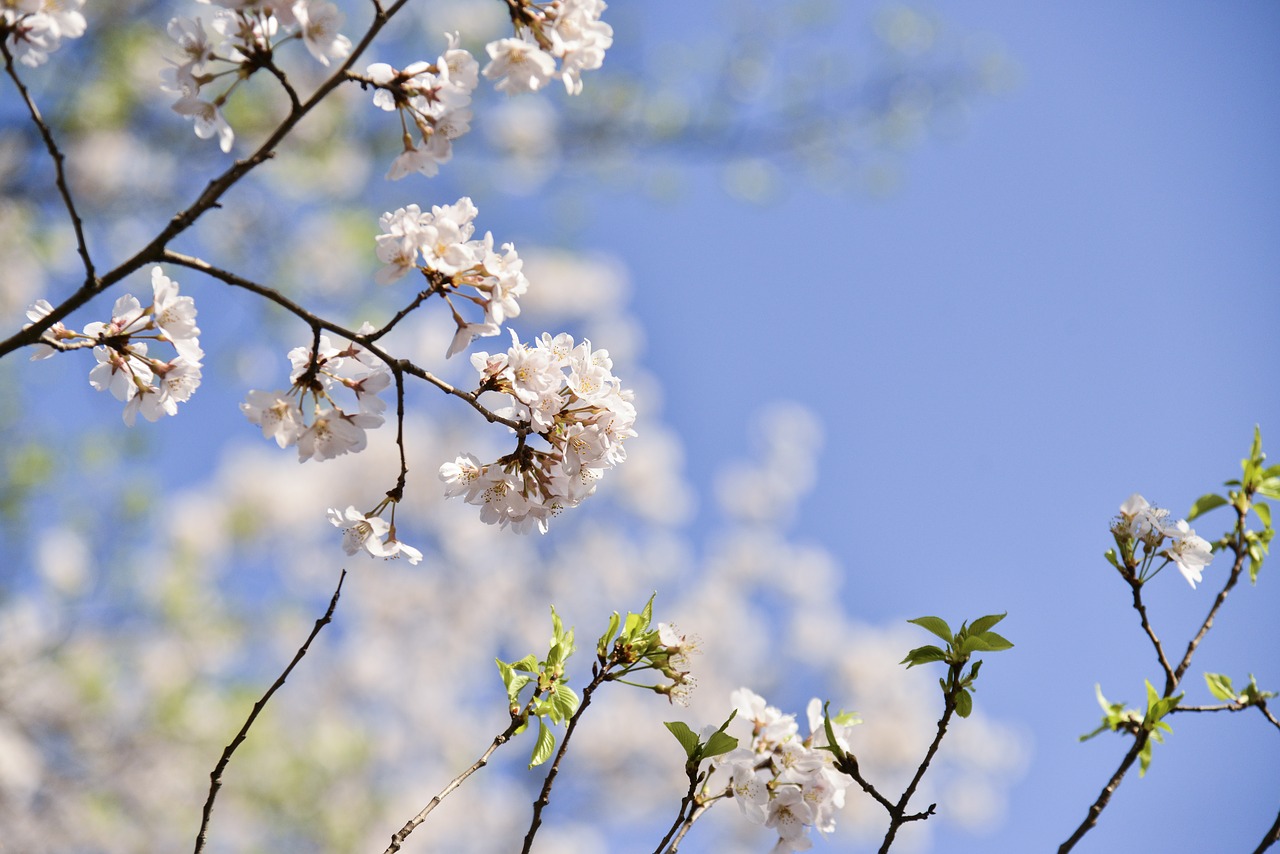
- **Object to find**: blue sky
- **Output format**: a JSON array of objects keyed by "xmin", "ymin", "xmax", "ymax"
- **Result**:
[{"xmin": 573, "ymin": 3, "xmax": 1280, "ymax": 850}]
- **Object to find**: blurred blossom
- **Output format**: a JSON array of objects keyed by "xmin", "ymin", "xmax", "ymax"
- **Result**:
[{"xmin": 35, "ymin": 526, "xmax": 92, "ymax": 596}]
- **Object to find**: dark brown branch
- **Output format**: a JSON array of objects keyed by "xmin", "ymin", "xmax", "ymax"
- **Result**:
[
  {"xmin": 653, "ymin": 767, "xmax": 702, "ymax": 854},
  {"xmin": 1127, "ymin": 577, "xmax": 1176, "ymax": 696},
  {"xmin": 383, "ymin": 716, "xmax": 525, "ymax": 853},
  {"xmin": 1173, "ymin": 509, "xmax": 1248, "ymax": 686},
  {"xmin": 875, "ymin": 661, "xmax": 960, "ymax": 852},
  {"xmin": 1, "ymin": 40, "xmax": 95, "ymax": 283},
  {"xmin": 192, "ymin": 569, "xmax": 346, "ymax": 854},
  {"xmin": 520, "ymin": 665, "xmax": 611, "ymax": 854},
  {"xmin": 1058, "ymin": 730, "xmax": 1149, "ymax": 853},
  {"xmin": 662, "ymin": 789, "xmax": 729, "ymax": 854},
  {"xmin": 1254, "ymin": 806, "xmax": 1280, "ymax": 854},
  {"xmin": 1258, "ymin": 700, "xmax": 1280, "ymax": 733}
]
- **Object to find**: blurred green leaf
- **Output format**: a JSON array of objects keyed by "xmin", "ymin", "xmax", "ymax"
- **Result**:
[
  {"xmin": 900, "ymin": 645, "xmax": 947, "ymax": 668},
  {"xmin": 1204, "ymin": 672, "xmax": 1237, "ymax": 702},
  {"xmin": 1187, "ymin": 493, "xmax": 1229, "ymax": 521},
  {"xmin": 968, "ymin": 612, "xmax": 1007, "ymax": 635},
  {"xmin": 703, "ymin": 730, "xmax": 738, "ymax": 759},
  {"xmin": 955, "ymin": 688, "xmax": 973, "ymax": 718},
  {"xmin": 907, "ymin": 616, "xmax": 953, "ymax": 643}
]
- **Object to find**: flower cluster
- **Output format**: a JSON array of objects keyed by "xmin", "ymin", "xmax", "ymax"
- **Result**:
[
  {"xmin": 240, "ymin": 332, "xmax": 390, "ymax": 462},
  {"xmin": 374, "ymin": 197, "xmax": 529, "ymax": 357},
  {"xmin": 327, "ymin": 504, "xmax": 422, "ymax": 564},
  {"xmin": 363, "ymin": 33, "xmax": 478, "ymax": 180},
  {"xmin": 439, "ymin": 330, "xmax": 635, "ymax": 533},
  {"xmin": 651, "ymin": 621, "xmax": 699, "ymax": 705},
  {"xmin": 718, "ymin": 689, "xmax": 860, "ymax": 854},
  {"xmin": 162, "ymin": 1, "xmax": 352, "ymax": 152},
  {"xmin": 26, "ymin": 267, "xmax": 203, "ymax": 425},
  {"xmin": 1, "ymin": 0, "xmax": 85, "ymax": 68},
  {"xmin": 484, "ymin": 0, "xmax": 613, "ymax": 96},
  {"xmin": 1111, "ymin": 493, "xmax": 1214, "ymax": 588}
]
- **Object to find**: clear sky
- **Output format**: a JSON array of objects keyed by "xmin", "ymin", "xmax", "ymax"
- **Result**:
[{"xmin": 573, "ymin": 2, "xmax": 1280, "ymax": 851}]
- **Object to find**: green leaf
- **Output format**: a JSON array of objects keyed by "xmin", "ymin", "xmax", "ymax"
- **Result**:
[
  {"xmin": 955, "ymin": 688, "xmax": 973, "ymax": 718},
  {"xmin": 496, "ymin": 658, "xmax": 532, "ymax": 706},
  {"xmin": 664, "ymin": 721, "xmax": 700, "ymax": 759},
  {"xmin": 1260, "ymin": 479, "xmax": 1280, "ymax": 501},
  {"xmin": 907, "ymin": 616, "xmax": 953, "ymax": 643},
  {"xmin": 528, "ymin": 718, "xmax": 556, "ymax": 769},
  {"xmin": 1254, "ymin": 501, "xmax": 1273, "ymax": 529},
  {"xmin": 550, "ymin": 682, "xmax": 579, "ymax": 722},
  {"xmin": 1104, "ymin": 548, "xmax": 1121, "ymax": 569},
  {"xmin": 1204, "ymin": 672, "xmax": 1237, "ymax": 702},
  {"xmin": 703, "ymin": 731, "xmax": 739, "ymax": 759},
  {"xmin": 968, "ymin": 613, "xmax": 1007, "ymax": 636},
  {"xmin": 597, "ymin": 612, "xmax": 621, "ymax": 657},
  {"xmin": 512, "ymin": 653, "xmax": 539, "ymax": 673},
  {"xmin": 962, "ymin": 631, "xmax": 1015, "ymax": 654},
  {"xmin": 1187, "ymin": 493, "xmax": 1229, "ymax": 521},
  {"xmin": 900, "ymin": 645, "xmax": 948, "ymax": 668}
]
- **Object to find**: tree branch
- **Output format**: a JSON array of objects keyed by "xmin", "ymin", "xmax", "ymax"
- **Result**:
[
  {"xmin": 520, "ymin": 664, "xmax": 611, "ymax": 854},
  {"xmin": 1174, "ymin": 510, "xmax": 1248, "ymax": 686},
  {"xmin": 1127, "ymin": 577, "xmax": 1176, "ymax": 696},
  {"xmin": 1057, "ymin": 729, "xmax": 1149, "ymax": 853},
  {"xmin": 192, "ymin": 569, "xmax": 346, "ymax": 854},
  {"xmin": 1, "ymin": 39, "xmax": 95, "ymax": 283},
  {"xmin": 383, "ymin": 715, "xmax": 525, "ymax": 854}
]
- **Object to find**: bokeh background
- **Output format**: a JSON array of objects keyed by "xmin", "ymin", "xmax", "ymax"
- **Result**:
[{"xmin": 1, "ymin": 1, "xmax": 1277, "ymax": 852}]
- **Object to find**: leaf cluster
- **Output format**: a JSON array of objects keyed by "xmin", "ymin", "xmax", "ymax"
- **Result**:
[
  {"xmin": 1188, "ymin": 426, "xmax": 1278, "ymax": 582},
  {"xmin": 1204, "ymin": 672, "xmax": 1276, "ymax": 706},
  {"xmin": 495, "ymin": 607, "xmax": 580, "ymax": 768},
  {"xmin": 900, "ymin": 613, "xmax": 1013, "ymax": 718},
  {"xmin": 1080, "ymin": 682, "xmax": 1181, "ymax": 776},
  {"xmin": 664, "ymin": 712, "xmax": 739, "ymax": 772}
]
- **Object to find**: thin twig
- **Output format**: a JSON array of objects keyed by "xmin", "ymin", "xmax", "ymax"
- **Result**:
[
  {"xmin": 520, "ymin": 664, "xmax": 611, "ymax": 854},
  {"xmin": 1, "ymin": 40, "xmax": 95, "ymax": 283},
  {"xmin": 1127, "ymin": 578, "xmax": 1176, "ymax": 695},
  {"xmin": 159, "ymin": 250, "xmax": 528, "ymax": 433},
  {"xmin": 663, "ymin": 790, "xmax": 729, "ymax": 854},
  {"xmin": 652, "ymin": 767, "xmax": 701, "ymax": 854},
  {"xmin": 1173, "ymin": 512, "xmax": 1248, "ymax": 685},
  {"xmin": 1254, "ymin": 806, "xmax": 1280, "ymax": 854},
  {"xmin": 383, "ymin": 716, "xmax": 524, "ymax": 853},
  {"xmin": 876, "ymin": 663, "xmax": 958, "ymax": 853},
  {"xmin": 1057, "ymin": 730, "xmax": 1148, "ymax": 854},
  {"xmin": 192, "ymin": 569, "xmax": 347, "ymax": 854},
  {"xmin": 1257, "ymin": 700, "xmax": 1280, "ymax": 733}
]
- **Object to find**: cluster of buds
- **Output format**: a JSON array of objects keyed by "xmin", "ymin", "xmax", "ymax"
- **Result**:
[
  {"xmin": 1, "ymin": 0, "xmax": 85, "ymax": 68},
  {"xmin": 718, "ymin": 689, "xmax": 861, "ymax": 854},
  {"xmin": 362, "ymin": 33, "xmax": 478, "ymax": 180},
  {"xmin": 484, "ymin": 0, "xmax": 613, "ymax": 96},
  {"xmin": 374, "ymin": 197, "xmax": 529, "ymax": 357},
  {"xmin": 439, "ymin": 329, "xmax": 635, "ymax": 533},
  {"xmin": 240, "ymin": 332, "xmax": 390, "ymax": 462},
  {"xmin": 26, "ymin": 267, "xmax": 203, "ymax": 426},
  {"xmin": 162, "ymin": 1, "xmax": 352, "ymax": 151},
  {"xmin": 1110, "ymin": 493, "xmax": 1214, "ymax": 588}
]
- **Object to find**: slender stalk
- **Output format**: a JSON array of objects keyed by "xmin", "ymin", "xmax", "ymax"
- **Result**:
[
  {"xmin": 1127, "ymin": 578, "xmax": 1176, "ymax": 695},
  {"xmin": 1173, "ymin": 511, "xmax": 1248, "ymax": 685},
  {"xmin": 1058, "ymin": 731, "xmax": 1148, "ymax": 853},
  {"xmin": 192, "ymin": 570, "xmax": 346, "ymax": 854},
  {"xmin": 520, "ymin": 664, "xmax": 611, "ymax": 854},
  {"xmin": 877, "ymin": 662, "xmax": 960, "ymax": 853},
  {"xmin": 1254, "ymin": 806, "xmax": 1280, "ymax": 854},
  {"xmin": 383, "ymin": 717, "xmax": 524, "ymax": 854},
  {"xmin": 652, "ymin": 768, "xmax": 701, "ymax": 854},
  {"xmin": 0, "ymin": 40, "xmax": 95, "ymax": 283},
  {"xmin": 662, "ymin": 791, "xmax": 728, "ymax": 854}
]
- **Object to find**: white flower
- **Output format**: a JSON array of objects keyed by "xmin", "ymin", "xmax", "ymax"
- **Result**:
[
  {"xmin": 293, "ymin": 0, "xmax": 350, "ymax": 66},
  {"xmin": 328, "ymin": 506, "xmax": 391, "ymax": 557},
  {"xmin": 172, "ymin": 95, "xmax": 235, "ymax": 152},
  {"xmin": 1164, "ymin": 519, "xmax": 1213, "ymax": 588},
  {"xmin": 151, "ymin": 267, "xmax": 203, "ymax": 362},
  {"xmin": 482, "ymin": 37, "xmax": 557, "ymax": 94},
  {"xmin": 241, "ymin": 389, "xmax": 304, "ymax": 448}
]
